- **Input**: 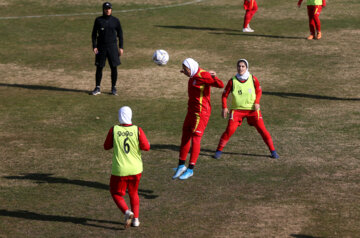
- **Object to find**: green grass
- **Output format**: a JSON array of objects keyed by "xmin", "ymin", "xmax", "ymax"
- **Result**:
[{"xmin": 1, "ymin": 0, "xmax": 360, "ymax": 237}]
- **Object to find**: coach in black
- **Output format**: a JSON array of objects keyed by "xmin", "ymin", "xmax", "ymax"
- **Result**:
[{"xmin": 91, "ymin": 2, "xmax": 123, "ymax": 96}]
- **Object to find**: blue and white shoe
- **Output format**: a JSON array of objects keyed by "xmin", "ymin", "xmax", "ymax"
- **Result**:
[
  {"xmin": 270, "ymin": 150, "xmax": 279, "ymax": 159},
  {"xmin": 179, "ymin": 168, "xmax": 193, "ymax": 180},
  {"xmin": 213, "ymin": 150, "xmax": 222, "ymax": 159},
  {"xmin": 172, "ymin": 165, "xmax": 187, "ymax": 180}
]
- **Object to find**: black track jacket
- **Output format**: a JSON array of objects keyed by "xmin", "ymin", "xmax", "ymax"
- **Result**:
[{"xmin": 92, "ymin": 15, "xmax": 123, "ymax": 49}]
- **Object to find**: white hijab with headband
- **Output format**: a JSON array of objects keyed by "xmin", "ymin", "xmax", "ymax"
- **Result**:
[
  {"xmin": 118, "ymin": 106, "xmax": 132, "ymax": 124},
  {"xmin": 183, "ymin": 58, "xmax": 199, "ymax": 77},
  {"xmin": 236, "ymin": 59, "xmax": 250, "ymax": 81}
]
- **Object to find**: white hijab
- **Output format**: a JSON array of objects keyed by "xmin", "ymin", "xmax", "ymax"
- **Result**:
[
  {"xmin": 183, "ymin": 58, "xmax": 199, "ymax": 77},
  {"xmin": 118, "ymin": 106, "xmax": 132, "ymax": 124},
  {"xmin": 236, "ymin": 59, "xmax": 250, "ymax": 81}
]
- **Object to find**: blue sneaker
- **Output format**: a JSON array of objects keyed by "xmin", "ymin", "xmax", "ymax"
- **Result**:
[
  {"xmin": 179, "ymin": 168, "xmax": 193, "ymax": 180},
  {"xmin": 172, "ymin": 165, "xmax": 187, "ymax": 180},
  {"xmin": 213, "ymin": 150, "xmax": 222, "ymax": 159},
  {"xmin": 271, "ymin": 150, "xmax": 279, "ymax": 159}
]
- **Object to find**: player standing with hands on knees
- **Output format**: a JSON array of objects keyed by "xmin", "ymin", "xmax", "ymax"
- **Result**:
[
  {"xmin": 298, "ymin": 0, "xmax": 326, "ymax": 40},
  {"xmin": 91, "ymin": 2, "xmax": 124, "ymax": 96},
  {"xmin": 242, "ymin": 0, "xmax": 258, "ymax": 32},
  {"xmin": 172, "ymin": 58, "xmax": 224, "ymax": 180},
  {"xmin": 213, "ymin": 59, "xmax": 279, "ymax": 159},
  {"xmin": 104, "ymin": 106, "xmax": 150, "ymax": 228}
]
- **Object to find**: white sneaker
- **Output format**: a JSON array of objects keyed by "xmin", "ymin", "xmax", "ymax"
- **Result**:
[
  {"xmin": 242, "ymin": 27, "xmax": 254, "ymax": 33},
  {"xmin": 132, "ymin": 218, "xmax": 140, "ymax": 227},
  {"xmin": 124, "ymin": 210, "xmax": 134, "ymax": 229},
  {"xmin": 248, "ymin": 24, "xmax": 254, "ymax": 31}
]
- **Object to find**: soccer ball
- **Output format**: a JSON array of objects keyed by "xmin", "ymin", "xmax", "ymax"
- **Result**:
[{"xmin": 152, "ymin": 49, "xmax": 169, "ymax": 65}]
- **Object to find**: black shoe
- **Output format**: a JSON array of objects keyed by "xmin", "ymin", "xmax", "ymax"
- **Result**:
[
  {"xmin": 90, "ymin": 86, "xmax": 101, "ymax": 95},
  {"xmin": 111, "ymin": 86, "xmax": 118, "ymax": 96}
]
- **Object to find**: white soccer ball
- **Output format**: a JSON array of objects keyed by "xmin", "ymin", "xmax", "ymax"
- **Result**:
[{"xmin": 152, "ymin": 49, "xmax": 169, "ymax": 65}]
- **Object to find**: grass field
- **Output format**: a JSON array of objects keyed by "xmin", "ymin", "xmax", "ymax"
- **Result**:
[{"xmin": 0, "ymin": 0, "xmax": 359, "ymax": 237}]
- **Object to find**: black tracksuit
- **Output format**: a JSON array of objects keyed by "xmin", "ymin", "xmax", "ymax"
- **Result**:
[{"xmin": 91, "ymin": 14, "xmax": 123, "ymax": 87}]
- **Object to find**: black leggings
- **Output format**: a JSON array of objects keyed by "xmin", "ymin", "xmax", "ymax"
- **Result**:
[{"xmin": 95, "ymin": 66, "xmax": 118, "ymax": 87}]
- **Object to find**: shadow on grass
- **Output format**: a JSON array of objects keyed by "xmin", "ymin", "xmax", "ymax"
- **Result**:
[
  {"xmin": 0, "ymin": 209, "xmax": 123, "ymax": 230},
  {"xmin": 0, "ymin": 83, "xmax": 89, "ymax": 94},
  {"xmin": 290, "ymin": 234, "xmax": 323, "ymax": 238},
  {"xmin": 263, "ymin": 91, "xmax": 360, "ymax": 101},
  {"xmin": 211, "ymin": 31, "xmax": 305, "ymax": 39},
  {"xmin": 3, "ymin": 173, "xmax": 158, "ymax": 199},
  {"xmin": 3, "ymin": 81, "xmax": 358, "ymax": 102},
  {"xmin": 151, "ymin": 144, "xmax": 269, "ymax": 158},
  {"xmin": 155, "ymin": 25, "xmax": 304, "ymax": 40}
]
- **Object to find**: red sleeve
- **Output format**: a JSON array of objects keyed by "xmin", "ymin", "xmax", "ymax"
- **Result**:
[
  {"xmin": 211, "ymin": 76, "xmax": 224, "ymax": 88},
  {"xmin": 222, "ymin": 79, "xmax": 233, "ymax": 109},
  {"xmin": 198, "ymin": 71, "xmax": 224, "ymax": 88},
  {"xmin": 322, "ymin": 0, "xmax": 326, "ymax": 6},
  {"xmin": 297, "ymin": 0, "xmax": 303, "ymax": 6},
  {"xmin": 138, "ymin": 127, "xmax": 150, "ymax": 151},
  {"xmin": 253, "ymin": 76, "xmax": 262, "ymax": 104},
  {"xmin": 104, "ymin": 127, "xmax": 114, "ymax": 150}
]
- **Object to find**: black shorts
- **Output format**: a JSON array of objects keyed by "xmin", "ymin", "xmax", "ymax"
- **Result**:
[{"xmin": 95, "ymin": 44, "xmax": 121, "ymax": 68}]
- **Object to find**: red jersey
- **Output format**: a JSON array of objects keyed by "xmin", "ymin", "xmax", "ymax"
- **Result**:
[
  {"xmin": 222, "ymin": 75, "xmax": 262, "ymax": 109},
  {"xmin": 187, "ymin": 68, "xmax": 224, "ymax": 115},
  {"xmin": 104, "ymin": 124, "xmax": 150, "ymax": 151},
  {"xmin": 244, "ymin": 0, "xmax": 256, "ymax": 10}
]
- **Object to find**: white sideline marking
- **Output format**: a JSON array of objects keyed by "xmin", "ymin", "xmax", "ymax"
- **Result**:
[{"xmin": 0, "ymin": 0, "xmax": 205, "ymax": 20}]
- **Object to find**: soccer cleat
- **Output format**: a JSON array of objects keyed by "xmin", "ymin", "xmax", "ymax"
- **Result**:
[
  {"xmin": 111, "ymin": 86, "xmax": 118, "ymax": 96},
  {"xmin": 172, "ymin": 165, "xmax": 187, "ymax": 180},
  {"xmin": 124, "ymin": 210, "xmax": 134, "ymax": 229},
  {"xmin": 179, "ymin": 168, "xmax": 193, "ymax": 180},
  {"xmin": 213, "ymin": 150, "xmax": 223, "ymax": 159},
  {"xmin": 91, "ymin": 86, "xmax": 101, "ymax": 95},
  {"xmin": 270, "ymin": 150, "xmax": 279, "ymax": 159},
  {"xmin": 316, "ymin": 32, "xmax": 322, "ymax": 40},
  {"xmin": 247, "ymin": 24, "xmax": 254, "ymax": 31},
  {"xmin": 132, "ymin": 218, "xmax": 140, "ymax": 227},
  {"xmin": 242, "ymin": 27, "xmax": 254, "ymax": 33},
  {"xmin": 307, "ymin": 34, "xmax": 315, "ymax": 40}
]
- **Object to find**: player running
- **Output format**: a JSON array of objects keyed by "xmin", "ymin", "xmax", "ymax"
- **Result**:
[
  {"xmin": 298, "ymin": 0, "xmax": 326, "ymax": 40},
  {"xmin": 213, "ymin": 59, "xmax": 279, "ymax": 159},
  {"xmin": 172, "ymin": 58, "xmax": 224, "ymax": 180},
  {"xmin": 104, "ymin": 106, "xmax": 150, "ymax": 228},
  {"xmin": 242, "ymin": 0, "xmax": 258, "ymax": 32}
]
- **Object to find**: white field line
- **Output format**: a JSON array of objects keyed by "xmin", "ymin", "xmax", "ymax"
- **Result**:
[{"xmin": 0, "ymin": 0, "xmax": 205, "ymax": 20}]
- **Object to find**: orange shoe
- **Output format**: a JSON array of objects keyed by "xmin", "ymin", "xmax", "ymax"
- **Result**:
[
  {"xmin": 307, "ymin": 35, "xmax": 315, "ymax": 40},
  {"xmin": 316, "ymin": 32, "xmax": 322, "ymax": 40}
]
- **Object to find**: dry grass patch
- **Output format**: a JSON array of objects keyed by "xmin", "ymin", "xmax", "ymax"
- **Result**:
[
  {"xmin": 13, "ymin": 0, "xmax": 193, "ymax": 7},
  {"xmin": 216, "ymin": 204, "xmax": 309, "ymax": 238},
  {"xmin": 0, "ymin": 63, "xmax": 188, "ymax": 99}
]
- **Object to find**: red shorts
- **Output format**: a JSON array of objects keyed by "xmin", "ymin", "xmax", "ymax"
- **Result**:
[
  {"xmin": 229, "ymin": 109, "xmax": 262, "ymax": 126},
  {"xmin": 182, "ymin": 112, "xmax": 210, "ymax": 137},
  {"xmin": 110, "ymin": 173, "xmax": 141, "ymax": 196}
]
